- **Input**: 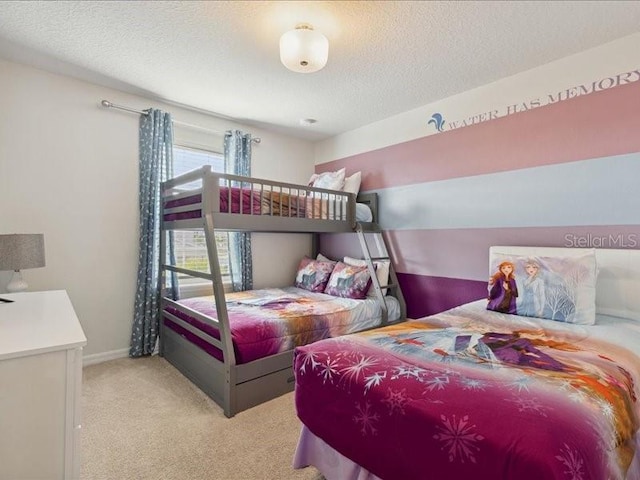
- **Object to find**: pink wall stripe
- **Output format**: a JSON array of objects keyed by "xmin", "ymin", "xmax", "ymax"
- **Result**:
[
  {"xmin": 317, "ymin": 81, "xmax": 640, "ymax": 190},
  {"xmin": 319, "ymin": 232, "xmax": 391, "ymax": 264},
  {"xmin": 387, "ymin": 225, "xmax": 640, "ymax": 280}
]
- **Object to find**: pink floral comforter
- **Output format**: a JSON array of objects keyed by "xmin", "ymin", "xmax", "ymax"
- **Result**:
[
  {"xmin": 163, "ymin": 187, "xmax": 307, "ymax": 221},
  {"xmin": 163, "ymin": 287, "xmax": 387, "ymax": 364},
  {"xmin": 294, "ymin": 303, "xmax": 640, "ymax": 480}
]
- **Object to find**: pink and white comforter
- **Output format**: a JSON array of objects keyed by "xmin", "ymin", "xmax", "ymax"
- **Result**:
[{"xmin": 294, "ymin": 301, "xmax": 640, "ymax": 480}]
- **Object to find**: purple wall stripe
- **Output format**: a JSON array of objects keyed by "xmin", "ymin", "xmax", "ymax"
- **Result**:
[
  {"xmin": 316, "ymin": 81, "xmax": 640, "ymax": 191},
  {"xmin": 388, "ymin": 225, "xmax": 640, "ymax": 280},
  {"xmin": 397, "ymin": 273, "xmax": 487, "ymax": 318}
]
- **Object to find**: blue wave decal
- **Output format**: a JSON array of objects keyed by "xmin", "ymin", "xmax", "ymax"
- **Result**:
[{"xmin": 428, "ymin": 113, "xmax": 445, "ymax": 132}]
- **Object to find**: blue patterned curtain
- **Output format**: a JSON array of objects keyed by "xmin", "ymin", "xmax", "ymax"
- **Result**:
[
  {"xmin": 130, "ymin": 109, "xmax": 176, "ymax": 357},
  {"xmin": 224, "ymin": 130, "xmax": 253, "ymax": 291}
]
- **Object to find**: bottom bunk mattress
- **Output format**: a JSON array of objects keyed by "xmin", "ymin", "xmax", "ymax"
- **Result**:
[
  {"xmin": 163, "ymin": 286, "xmax": 401, "ymax": 365},
  {"xmin": 293, "ymin": 300, "xmax": 640, "ymax": 480}
]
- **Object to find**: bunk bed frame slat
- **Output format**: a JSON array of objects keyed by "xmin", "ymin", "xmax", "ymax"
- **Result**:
[
  {"xmin": 162, "ymin": 310, "xmax": 225, "ymax": 351},
  {"xmin": 163, "ymin": 265, "xmax": 213, "ymax": 281}
]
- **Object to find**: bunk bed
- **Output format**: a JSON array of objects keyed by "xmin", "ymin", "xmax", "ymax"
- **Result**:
[
  {"xmin": 293, "ymin": 246, "xmax": 640, "ymax": 480},
  {"xmin": 159, "ymin": 166, "xmax": 406, "ymax": 417}
]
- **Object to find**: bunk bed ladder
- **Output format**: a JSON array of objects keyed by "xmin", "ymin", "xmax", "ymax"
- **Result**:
[{"xmin": 355, "ymin": 224, "xmax": 407, "ymax": 324}]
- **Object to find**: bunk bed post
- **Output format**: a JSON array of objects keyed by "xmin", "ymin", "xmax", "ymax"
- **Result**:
[
  {"xmin": 347, "ymin": 192, "xmax": 357, "ymax": 229},
  {"xmin": 159, "ymin": 184, "xmax": 167, "ymax": 357},
  {"xmin": 202, "ymin": 170, "xmax": 238, "ymax": 417},
  {"xmin": 311, "ymin": 233, "xmax": 320, "ymax": 259}
]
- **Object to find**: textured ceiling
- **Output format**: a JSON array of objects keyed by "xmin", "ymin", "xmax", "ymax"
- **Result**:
[{"xmin": 1, "ymin": 1, "xmax": 640, "ymax": 141}]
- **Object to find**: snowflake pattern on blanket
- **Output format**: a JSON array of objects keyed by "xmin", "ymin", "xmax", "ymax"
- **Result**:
[{"xmin": 294, "ymin": 304, "xmax": 639, "ymax": 480}]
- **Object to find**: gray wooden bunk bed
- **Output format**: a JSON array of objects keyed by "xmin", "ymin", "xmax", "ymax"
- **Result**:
[{"xmin": 159, "ymin": 165, "xmax": 406, "ymax": 417}]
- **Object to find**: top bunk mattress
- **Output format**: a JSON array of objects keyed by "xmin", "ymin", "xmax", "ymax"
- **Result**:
[
  {"xmin": 164, "ymin": 187, "xmax": 302, "ymax": 220},
  {"xmin": 163, "ymin": 286, "xmax": 400, "ymax": 365},
  {"xmin": 163, "ymin": 189, "xmax": 372, "ymax": 223}
]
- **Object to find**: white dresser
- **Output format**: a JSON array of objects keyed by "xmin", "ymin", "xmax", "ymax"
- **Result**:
[{"xmin": 0, "ymin": 290, "xmax": 87, "ymax": 480}]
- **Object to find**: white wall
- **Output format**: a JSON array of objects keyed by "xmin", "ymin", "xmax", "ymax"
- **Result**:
[
  {"xmin": 0, "ymin": 58, "xmax": 314, "ymax": 358},
  {"xmin": 315, "ymin": 32, "xmax": 640, "ymax": 164}
]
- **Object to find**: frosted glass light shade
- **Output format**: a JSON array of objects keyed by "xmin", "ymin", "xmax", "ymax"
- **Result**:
[{"xmin": 279, "ymin": 25, "xmax": 328, "ymax": 73}]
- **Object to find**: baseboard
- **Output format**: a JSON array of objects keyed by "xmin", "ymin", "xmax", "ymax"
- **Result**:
[{"xmin": 83, "ymin": 348, "xmax": 130, "ymax": 366}]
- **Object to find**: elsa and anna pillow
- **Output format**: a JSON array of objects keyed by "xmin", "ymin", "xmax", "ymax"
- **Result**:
[{"xmin": 487, "ymin": 250, "xmax": 597, "ymax": 325}]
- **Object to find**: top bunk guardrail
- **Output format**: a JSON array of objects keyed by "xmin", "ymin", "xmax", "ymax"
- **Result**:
[{"xmin": 161, "ymin": 166, "xmax": 359, "ymax": 233}]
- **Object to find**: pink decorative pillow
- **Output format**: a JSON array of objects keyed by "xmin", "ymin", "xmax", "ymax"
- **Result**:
[
  {"xmin": 294, "ymin": 257, "xmax": 336, "ymax": 293},
  {"xmin": 324, "ymin": 261, "xmax": 373, "ymax": 299}
]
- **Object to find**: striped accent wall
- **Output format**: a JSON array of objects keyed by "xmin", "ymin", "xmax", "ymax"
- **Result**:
[{"xmin": 318, "ymin": 80, "xmax": 640, "ymax": 319}]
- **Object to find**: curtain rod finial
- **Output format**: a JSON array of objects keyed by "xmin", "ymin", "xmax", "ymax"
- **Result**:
[{"xmin": 101, "ymin": 100, "xmax": 112, "ymax": 108}]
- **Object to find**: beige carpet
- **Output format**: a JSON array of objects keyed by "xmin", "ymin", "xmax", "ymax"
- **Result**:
[{"xmin": 81, "ymin": 356, "xmax": 322, "ymax": 480}]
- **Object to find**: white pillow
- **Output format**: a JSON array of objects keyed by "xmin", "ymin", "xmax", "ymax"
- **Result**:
[
  {"xmin": 343, "ymin": 171, "xmax": 362, "ymax": 195},
  {"xmin": 343, "ymin": 256, "xmax": 390, "ymax": 297},
  {"xmin": 316, "ymin": 253, "xmax": 333, "ymax": 262},
  {"xmin": 310, "ymin": 168, "xmax": 346, "ymax": 191}
]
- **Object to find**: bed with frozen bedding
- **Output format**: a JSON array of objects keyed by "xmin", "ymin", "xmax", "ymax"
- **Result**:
[
  {"xmin": 160, "ymin": 166, "xmax": 405, "ymax": 417},
  {"xmin": 293, "ymin": 247, "xmax": 640, "ymax": 480},
  {"xmin": 164, "ymin": 286, "xmax": 401, "ymax": 364}
]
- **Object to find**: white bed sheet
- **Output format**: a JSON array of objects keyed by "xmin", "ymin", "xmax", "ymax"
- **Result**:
[
  {"xmin": 460, "ymin": 299, "xmax": 640, "ymax": 356},
  {"xmin": 587, "ymin": 314, "xmax": 640, "ymax": 356},
  {"xmin": 343, "ymin": 293, "xmax": 401, "ymax": 332},
  {"xmin": 355, "ymin": 203, "xmax": 373, "ymax": 222}
]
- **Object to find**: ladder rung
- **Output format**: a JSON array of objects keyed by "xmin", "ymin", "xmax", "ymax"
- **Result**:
[
  {"xmin": 352, "ymin": 256, "xmax": 390, "ymax": 262},
  {"xmin": 372, "ymin": 283, "xmax": 397, "ymax": 290}
]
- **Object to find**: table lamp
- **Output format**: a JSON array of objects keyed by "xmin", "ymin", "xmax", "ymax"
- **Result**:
[{"xmin": 0, "ymin": 234, "xmax": 46, "ymax": 293}]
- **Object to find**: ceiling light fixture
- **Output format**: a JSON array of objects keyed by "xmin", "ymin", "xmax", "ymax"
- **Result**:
[{"xmin": 279, "ymin": 24, "xmax": 328, "ymax": 73}]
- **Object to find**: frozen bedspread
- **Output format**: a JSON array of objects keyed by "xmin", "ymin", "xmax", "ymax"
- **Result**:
[
  {"xmin": 164, "ymin": 286, "xmax": 400, "ymax": 365},
  {"xmin": 294, "ymin": 301, "xmax": 640, "ymax": 480}
]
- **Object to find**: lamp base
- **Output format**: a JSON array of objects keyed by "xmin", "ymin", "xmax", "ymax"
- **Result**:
[{"xmin": 6, "ymin": 270, "xmax": 28, "ymax": 293}]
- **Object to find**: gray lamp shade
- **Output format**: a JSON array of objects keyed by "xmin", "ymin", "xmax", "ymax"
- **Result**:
[{"xmin": 0, "ymin": 234, "xmax": 46, "ymax": 271}]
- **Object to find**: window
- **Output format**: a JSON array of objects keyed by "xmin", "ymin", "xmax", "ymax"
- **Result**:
[{"xmin": 172, "ymin": 145, "xmax": 231, "ymax": 294}]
